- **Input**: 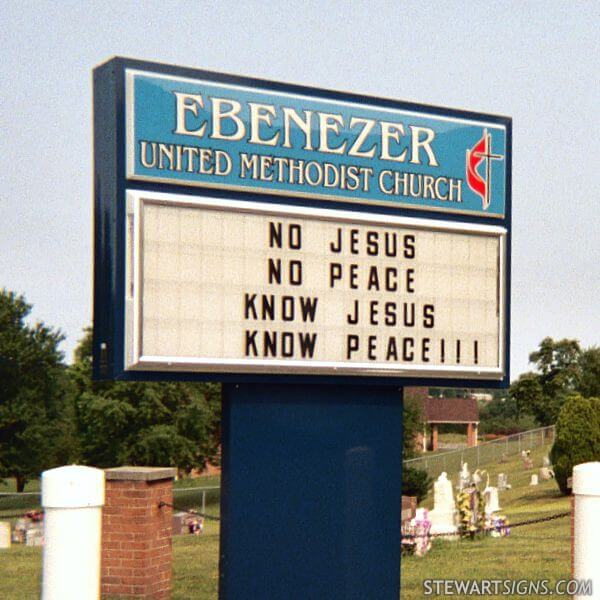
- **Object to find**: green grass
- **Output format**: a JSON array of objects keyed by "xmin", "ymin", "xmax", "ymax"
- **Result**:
[
  {"xmin": 0, "ymin": 444, "xmax": 570, "ymax": 599},
  {"xmin": 437, "ymin": 432, "xmax": 469, "ymax": 445}
]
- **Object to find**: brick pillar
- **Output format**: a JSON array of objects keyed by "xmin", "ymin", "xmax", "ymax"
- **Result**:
[
  {"xmin": 431, "ymin": 424, "xmax": 438, "ymax": 451},
  {"xmin": 102, "ymin": 467, "xmax": 176, "ymax": 599},
  {"xmin": 467, "ymin": 423, "xmax": 476, "ymax": 447}
]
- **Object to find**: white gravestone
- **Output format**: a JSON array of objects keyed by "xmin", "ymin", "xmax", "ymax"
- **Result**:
[
  {"xmin": 497, "ymin": 473, "xmax": 511, "ymax": 490},
  {"xmin": 0, "ymin": 522, "xmax": 11, "ymax": 549},
  {"xmin": 530, "ymin": 474, "xmax": 539, "ymax": 486},
  {"xmin": 458, "ymin": 463, "xmax": 470, "ymax": 491},
  {"xmin": 429, "ymin": 472, "xmax": 458, "ymax": 537},
  {"xmin": 483, "ymin": 487, "xmax": 501, "ymax": 515}
]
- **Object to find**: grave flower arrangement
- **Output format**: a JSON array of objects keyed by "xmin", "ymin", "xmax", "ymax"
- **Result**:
[
  {"xmin": 456, "ymin": 486, "xmax": 485, "ymax": 538},
  {"xmin": 401, "ymin": 508, "xmax": 432, "ymax": 557},
  {"xmin": 487, "ymin": 514, "xmax": 510, "ymax": 537}
]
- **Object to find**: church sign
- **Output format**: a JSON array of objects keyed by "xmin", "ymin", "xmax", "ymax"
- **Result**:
[{"xmin": 94, "ymin": 58, "xmax": 511, "ymax": 385}]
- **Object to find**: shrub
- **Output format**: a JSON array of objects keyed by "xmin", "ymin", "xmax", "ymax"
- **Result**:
[
  {"xmin": 549, "ymin": 393, "xmax": 600, "ymax": 494},
  {"xmin": 402, "ymin": 466, "xmax": 432, "ymax": 503}
]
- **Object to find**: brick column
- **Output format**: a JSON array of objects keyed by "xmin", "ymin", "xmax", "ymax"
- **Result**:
[
  {"xmin": 102, "ymin": 467, "xmax": 176, "ymax": 599},
  {"xmin": 466, "ymin": 423, "xmax": 477, "ymax": 447},
  {"xmin": 431, "ymin": 424, "xmax": 438, "ymax": 451}
]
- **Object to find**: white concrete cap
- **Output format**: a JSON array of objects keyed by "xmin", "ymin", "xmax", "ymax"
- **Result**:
[
  {"xmin": 42, "ymin": 465, "xmax": 105, "ymax": 508},
  {"xmin": 572, "ymin": 462, "xmax": 600, "ymax": 497}
]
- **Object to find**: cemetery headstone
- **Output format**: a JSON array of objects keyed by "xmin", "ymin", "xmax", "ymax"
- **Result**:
[
  {"xmin": 483, "ymin": 486, "xmax": 501, "ymax": 515},
  {"xmin": 497, "ymin": 473, "xmax": 511, "ymax": 491},
  {"xmin": 458, "ymin": 463, "xmax": 471, "ymax": 490},
  {"xmin": 428, "ymin": 472, "xmax": 458, "ymax": 537},
  {"xmin": 410, "ymin": 508, "xmax": 432, "ymax": 557},
  {"xmin": 25, "ymin": 524, "xmax": 44, "ymax": 546},
  {"xmin": 0, "ymin": 522, "xmax": 11, "ymax": 549},
  {"xmin": 401, "ymin": 496, "xmax": 417, "ymax": 525},
  {"xmin": 172, "ymin": 512, "xmax": 188, "ymax": 536}
]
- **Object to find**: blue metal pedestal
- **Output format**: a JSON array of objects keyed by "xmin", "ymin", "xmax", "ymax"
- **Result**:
[{"xmin": 219, "ymin": 383, "xmax": 404, "ymax": 600}]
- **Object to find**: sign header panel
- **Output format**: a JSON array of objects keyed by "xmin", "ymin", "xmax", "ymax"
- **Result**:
[
  {"xmin": 125, "ymin": 191, "xmax": 506, "ymax": 379},
  {"xmin": 126, "ymin": 70, "xmax": 507, "ymax": 218}
]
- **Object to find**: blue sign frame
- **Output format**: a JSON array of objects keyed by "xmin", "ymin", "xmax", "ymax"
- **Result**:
[{"xmin": 93, "ymin": 56, "xmax": 511, "ymax": 387}]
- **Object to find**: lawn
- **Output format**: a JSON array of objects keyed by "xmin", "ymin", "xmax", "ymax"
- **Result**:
[{"xmin": 0, "ymin": 443, "xmax": 570, "ymax": 599}]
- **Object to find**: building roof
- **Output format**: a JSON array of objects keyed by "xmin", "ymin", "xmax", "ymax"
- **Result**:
[{"xmin": 421, "ymin": 397, "xmax": 479, "ymax": 424}]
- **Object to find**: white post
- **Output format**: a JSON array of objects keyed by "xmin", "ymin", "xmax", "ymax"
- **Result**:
[
  {"xmin": 42, "ymin": 466, "xmax": 105, "ymax": 600},
  {"xmin": 0, "ymin": 521, "xmax": 11, "ymax": 549},
  {"xmin": 573, "ymin": 462, "xmax": 600, "ymax": 599}
]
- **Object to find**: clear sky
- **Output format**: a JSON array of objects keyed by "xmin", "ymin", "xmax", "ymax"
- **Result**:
[{"xmin": 1, "ymin": 1, "xmax": 598, "ymax": 380}]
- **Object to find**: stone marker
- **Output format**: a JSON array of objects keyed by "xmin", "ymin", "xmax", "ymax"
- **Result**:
[
  {"xmin": 458, "ymin": 463, "xmax": 470, "ymax": 490},
  {"xmin": 429, "ymin": 472, "xmax": 458, "ymax": 537},
  {"xmin": 483, "ymin": 487, "xmax": 501, "ymax": 515},
  {"xmin": 173, "ymin": 511, "xmax": 189, "ymax": 536},
  {"xmin": 530, "ymin": 474, "xmax": 539, "ymax": 486},
  {"xmin": 25, "ymin": 524, "xmax": 44, "ymax": 546},
  {"xmin": 401, "ymin": 496, "xmax": 417, "ymax": 525},
  {"xmin": 0, "ymin": 522, "xmax": 11, "ymax": 549},
  {"xmin": 497, "ymin": 473, "xmax": 511, "ymax": 491}
]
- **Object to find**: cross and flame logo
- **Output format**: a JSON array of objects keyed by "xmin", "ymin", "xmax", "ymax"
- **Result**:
[{"xmin": 466, "ymin": 129, "xmax": 504, "ymax": 210}]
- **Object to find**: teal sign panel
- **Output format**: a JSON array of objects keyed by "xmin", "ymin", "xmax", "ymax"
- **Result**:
[{"xmin": 126, "ymin": 70, "xmax": 507, "ymax": 218}]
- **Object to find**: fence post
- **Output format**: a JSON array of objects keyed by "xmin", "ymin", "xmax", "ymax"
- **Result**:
[
  {"xmin": 42, "ymin": 465, "xmax": 105, "ymax": 600},
  {"xmin": 572, "ymin": 462, "xmax": 600, "ymax": 599}
]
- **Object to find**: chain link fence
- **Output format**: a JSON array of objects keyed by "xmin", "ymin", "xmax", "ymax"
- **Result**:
[
  {"xmin": 172, "ymin": 485, "xmax": 220, "ymax": 518},
  {"xmin": 403, "ymin": 425, "xmax": 555, "ymax": 480},
  {"xmin": 0, "ymin": 492, "xmax": 42, "ymax": 519},
  {"xmin": 0, "ymin": 426, "xmax": 554, "ymax": 517}
]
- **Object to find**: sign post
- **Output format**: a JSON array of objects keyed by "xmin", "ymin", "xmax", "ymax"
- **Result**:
[{"xmin": 93, "ymin": 57, "xmax": 511, "ymax": 598}]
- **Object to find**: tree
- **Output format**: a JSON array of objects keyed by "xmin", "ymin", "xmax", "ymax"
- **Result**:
[
  {"xmin": 510, "ymin": 337, "xmax": 583, "ymax": 426},
  {"xmin": 549, "ymin": 393, "xmax": 600, "ymax": 494},
  {"xmin": 401, "ymin": 388, "xmax": 432, "ymax": 501},
  {"xmin": 529, "ymin": 337, "xmax": 581, "ymax": 401},
  {"xmin": 402, "ymin": 388, "xmax": 424, "ymax": 460},
  {"xmin": 576, "ymin": 346, "xmax": 600, "ymax": 398},
  {"xmin": 0, "ymin": 290, "xmax": 73, "ymax": 491},
  {"xmin": 478, "ymin": 392, "xmax": 538, "ymax": 435},
  {"xmin": 69, "ymin": 329, "xmax": 221, "ymax": 471},
  {"xmin": 509, "ymin": 372, "xmax": 546, "ymax": 424}
]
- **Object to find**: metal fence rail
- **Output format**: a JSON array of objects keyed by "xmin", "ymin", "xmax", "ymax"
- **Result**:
[
  {"xmin": 403, "ymin": 425, "xmax": 555, "ymax": 479},
  {"xmin": 0, "ymin": 427, "xmax": 554, "ymax": 516},
  {"xmin": 0, "ymin": 492, "xmax": 42, "ymax": 518}
]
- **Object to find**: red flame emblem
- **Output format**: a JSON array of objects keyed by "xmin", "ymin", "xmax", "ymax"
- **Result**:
[{"xmin": 466, "ymin": 129, "xmax": 503, "ymax": 210}]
